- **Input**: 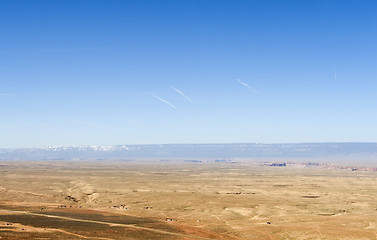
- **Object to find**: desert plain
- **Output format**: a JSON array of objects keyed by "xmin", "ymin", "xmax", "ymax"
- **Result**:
[{"xmin": 1, "ymin": 159, "xmax": 377, "ymax": 240}]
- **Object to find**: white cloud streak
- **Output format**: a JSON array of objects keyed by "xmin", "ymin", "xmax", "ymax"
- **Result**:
[
  {"xmin": 171, "ymin": 86, "xmax": 193, "ymax": 104},
  {"xmin": 236, "ymin": 79, "xmax": 252, "ymax": 89},
  {"xmin": 0, "ymin": 93, "xmax": 16, "ymax": 96},
  {"xmin": 151, "ymin": 94, "xmax": 178, "ymax": 111},
  {"xmin": 236, "ymin": 79, "xmax": 259, "ymax": 94}
]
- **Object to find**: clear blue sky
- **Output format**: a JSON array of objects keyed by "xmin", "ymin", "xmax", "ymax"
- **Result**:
[{"xmin": 1, "ymin": 0, "xmax": 377, "ymax": 148}]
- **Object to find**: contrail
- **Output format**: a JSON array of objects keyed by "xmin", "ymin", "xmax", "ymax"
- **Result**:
[
  {"xmin": 151, "ymin": 94, "xmax": 178, "ymax": 111},
  {"xmin": 236, "ymin": 79, "xmax": 252, "ymax": 89},
  {"xmin": 171, "ymin": 86, "xmax": 193, "ymax": 104},
  {"xmin": 334, "ymin": 71, "xmax": 337, "ymax": 80},
  {"xmin": 0, "ymin": 93, "xmax": 15, "ymax": 96}
]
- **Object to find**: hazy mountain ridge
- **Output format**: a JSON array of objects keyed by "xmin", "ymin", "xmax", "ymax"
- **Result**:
[{"xmin": 1, "ymin": 143, "xmax": 377, "ymax": 161}]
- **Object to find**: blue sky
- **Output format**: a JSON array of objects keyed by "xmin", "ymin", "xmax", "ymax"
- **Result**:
[{"xmin": 1, "ymin": 0, "xmax": 377, "ymax": 148}]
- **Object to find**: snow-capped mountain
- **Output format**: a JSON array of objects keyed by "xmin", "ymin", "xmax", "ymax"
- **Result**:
[{"xmin": 1, "ymin": 143, "xmax": 377, "ymax": 162}]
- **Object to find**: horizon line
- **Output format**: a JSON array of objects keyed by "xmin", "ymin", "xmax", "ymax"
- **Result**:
[{"xmin": 2, "ymin": 141, "xmax": 377, "ymax": 149}]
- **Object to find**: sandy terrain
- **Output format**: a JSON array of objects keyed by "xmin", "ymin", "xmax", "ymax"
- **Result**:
[{"xmin": 1, "ymin": 160, "xmax": 377, "ymax": 239}]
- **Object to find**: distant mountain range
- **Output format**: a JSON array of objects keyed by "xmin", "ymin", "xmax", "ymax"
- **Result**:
[{"xmin": 1, "ymin": 143, "xmax": 377, "ymax": 162}]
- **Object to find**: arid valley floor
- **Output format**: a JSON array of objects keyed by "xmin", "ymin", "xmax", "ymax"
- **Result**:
[{"xmin": 1, "ymin": 160, "xmax": 377, "ymax": 239}]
